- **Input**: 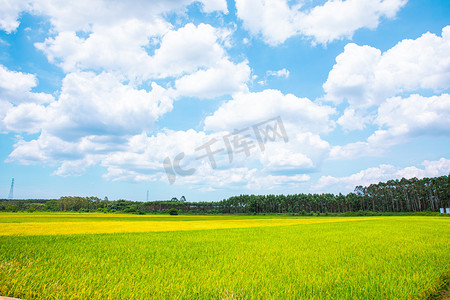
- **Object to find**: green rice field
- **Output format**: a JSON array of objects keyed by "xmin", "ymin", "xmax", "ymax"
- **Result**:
[{"xmin": 0, "ymin": 213, "xmax": 449, "ymax": 299}]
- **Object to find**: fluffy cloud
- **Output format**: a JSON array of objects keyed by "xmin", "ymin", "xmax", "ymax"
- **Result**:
[
  {"xmin": 336, "ymin": 108, "xmax": 373, "ymax": 131},
  {"xmin": 4, "ymin": 72, "xmax": 174, "ymax": 138},
  {"xmin": 266, "ymin": 68, "xmax": 289, "ymax": 79},
  {"xmin": 3, "ymin": 103, "xmax": 47, "ymax": 134},
  {"xmin": 205, "ymin": 89, "xmax": 335, "ymax": 133},
  {"xmin": 331, "ymin": 93, "xmax": 450, "ymax": 159},
  {"xmin": 102, "ymin": 130, "xmax": 312, "ymax": 188},
  {"xmin": 2, "ymin": 1, "xmax": 249, "ymax": 183},
  {"xmin": 174, "ymin": 60, "xmax": 250, "ymax": 98},
  {"xmin": 204, "ymin": 90, "xmax": 334, "ymax": 171},
  {"xmin": 314, "ymin": 158, "xmax": 450, "ymax": 191},
  {"xmin": 149, "ymin": 24, "xmax": 228, "ymax": 78},
  {"xmin": 36, "ymin": 23, "xmax": 233, "ymax": 80},
  {"xmin": 35, "ymin": 21, "xmax": 249, "ymax": 98},
  {"xmin": 0, "ymin": 0, "xmax": 32, "ymax": 33},
  {"xmin": 375, "ymin": 93, "xmax": 450, "ymax": 136},
  {"xmin": 35, "ymin": 19, "xmax": 169, "ymax": 78},
  {"xmin": 0, "ymin": 65, "xmax": 54, "ymax": 132},
  {"xmin": 299, "ymin": 0, "xmax": 407, "ymax": 44},
  {"xmin": 324, "ymin": 26, "xmax": 450, "ymax": 107},
  {"xmin": 0, "ymin": 65, "xmax": 54, "ymax": 105},
  {"xmin": 235, "ymin": 0, "xmax": 300, "ymax": 46},
  {"xmin": 4, "ymin": 0, "xmax": 226, "ymax": 33},
  {"xmin": 100, "ymin": 130, "xmax": 255, "ymax": 187},
  {"xmin": 235, "ymin": 0, "xmax": 407, "ymax": 45}
]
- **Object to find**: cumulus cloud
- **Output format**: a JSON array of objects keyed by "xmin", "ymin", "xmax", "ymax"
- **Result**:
[
  {"xmin": 314, "ymin": 158, "xmax": 450, "ymax": 191},
  {"xmin": 3, "ymin": 102, "xmax": 47, "ymax": 134},
  {"xmin": 299, "ymin": 0, "xmax": 407, "ymax": 45},
  {"xmin": 174, "ymin": 60, "xmax": 250, "ymax": 99},
  {"xmin": 324, "ymin": 26, "xmax": 450, "ymax": 108},
  {"xmin": 97, "ymin": 122, "xmax": 318, "ymax": 187},
  {"xmin": 0, "ymin": 65, "xmax": 54, "ymax": 105},
  {"xmin": 331, "ymin": 93, "xmax": 450, "ymax": 159},
  {"xmin": 235, "ymin": 0, "xmax": 407, "ymax": 45},
  {"xmin": 235, "ymin": 0, "xmax": 300, "ymax": 46},
  {"xmin": 2, "ymin": 2, "xmax": 250, "ymax": 184},
  {"xmin": 3, "ymin": 0, "xmax": 446, "ymax": 195},
  {"xmin": 375, "ymin": 94, "xmax": 450, "ymax": 135},
  {"xmin": 35, "ymin": 19, "xmax": 170, "ymax": 78},
  {"xmin": 0, "ymin": 0, "xmax": 32, "ymax": 33},
  {"xmin": 3, "ymin": 0, "xmax": 226, "ymax": 33},
  {"xmin": 4, "ymin": 71, "xmax": 174, "ymax": 138},
  {"xmin": 204, "ymin": 89, "xmax": 335, "ymax": 133},
  {"xmin": 336, "ymin": 108, "xmax": 373, "ymax": 131},
  {"xmin": 100, "ymin": 130, "xmax": 254, "ymax": 187},
  {"xmin": 143, "ymin": 23, "xmax": 230, "ymax": 79},
  {"xmin": 204, "ymin": 90, "xmax": 334, "ymax": 171},
  {"xmin": 35, "ymin": 20, "xmax": 250, "ymax": 98},
  {"xmin": 36, "ymin": 23, "xmax": 234, "ymax": 80}
]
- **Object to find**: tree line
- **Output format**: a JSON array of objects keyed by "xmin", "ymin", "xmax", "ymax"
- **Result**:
[
  {"xmin": 1, "ymin": 174, "xmax": 449, "ymax": 214},
  {"xmin": 222, "ymin": 175, "xmax": 449, "ymax": 214}
]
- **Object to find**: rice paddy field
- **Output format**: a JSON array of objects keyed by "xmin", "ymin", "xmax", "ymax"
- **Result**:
[{"xmin": 0, "ymin": 213, "xmax": 449, "ymax": 299}]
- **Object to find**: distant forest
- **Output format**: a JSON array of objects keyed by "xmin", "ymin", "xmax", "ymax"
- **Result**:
[{"xmin": 1, "ymin": 174, "xmax": 449, "ymax": 215}]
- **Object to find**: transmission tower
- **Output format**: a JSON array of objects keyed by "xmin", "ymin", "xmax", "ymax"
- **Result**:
[{"xmin": 8, "ymin": 178, "xmax": 14, "ymax": 200}]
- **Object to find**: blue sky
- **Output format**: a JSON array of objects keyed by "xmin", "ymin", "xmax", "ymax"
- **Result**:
[{"xmin": 0, "ymin": 0, "xmax": 449, "ymax": 202}]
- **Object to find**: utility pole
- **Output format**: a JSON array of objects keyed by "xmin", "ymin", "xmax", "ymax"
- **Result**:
[{"xmin": 8, "ymin": 178, "xmax": 14, "ymax": 200}]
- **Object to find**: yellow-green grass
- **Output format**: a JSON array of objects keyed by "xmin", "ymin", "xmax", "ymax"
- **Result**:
[
  {"xmin": 0, "ymin": 213, "xmax": 373, "ymax": 236},
  {"xmin": 0, "ymin": 214, "xmax": 449, "ymax": 299}
]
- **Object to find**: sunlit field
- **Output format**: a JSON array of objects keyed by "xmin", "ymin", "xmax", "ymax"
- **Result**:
[
  {"xmin": 0, "ymin": 213, "xmax": 449, "ymax": 299},
  {"xmin": 0, "ymin": 213, "xmax": 371, "ymax": 236}
]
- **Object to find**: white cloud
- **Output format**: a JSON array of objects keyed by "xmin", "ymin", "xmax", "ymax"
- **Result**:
[
  {"xmin": 235, "ymin": 0, "xmax": 300, "ymax": 46},
  {"xmin": 148, "ymin": 23, "xmax": 229, "ymax": 78},
  {"xmin": 100, "ymin": 130, "xmax": 262, "ymax": 187},
  {"xmin": 299, "ymin": 0, "xmax": 407, "ymax": 44},
  {"xmin": 266, "ymin": 68, "xmax": 289, "ymax": 79},
  {"xmin": 48, "ymin": 72, "xmax": 173, "ymax": 137},
  {"xmin": 331, "ymin": 93, "xmax": 450, "ymax": 159},
  {"xmin": 36, "ymin": 22, "xmax": 232, "ymax": 81},
  {"xmin": 35, "ymin": 19, "xmax": 170, "ymax": 79},
  {"xmin": 204, "ymin": 90, "xmax": 334, "ymax": 171},
  {"xmin": 314, "ymin": 158, "xmax": 450, "ymax": 191},
  {"xmin": 0, "ymin": 65, "xmax": 54, "ymax": 105},
  {"xmin": 0, "ymin": 0, "xmax": 32, "ymax": 33},
  {"xmin": 337, "ymin": 108, "xmax": 373, "ymax": 131},
  {"xmin": 329, "ymin": 141, "xmax": 379, "ymax": 160},
  {"xmin": 259, "ymin": 131, "xmax": 330, "ymax": 171},
  {"xmin": 17, "ymin": 0, "xmax": 225, "ymax": 33},
  {"xmin": 204, "ymin": 89, "xmax": 335, "ymax": 133},
  {"xmin": 174, "ymin": 60, "xmax": 250, "ymax": 98},
  {"xmin": 199, "ymin": 0, "xmax": 228, "ymax": 13},
  {"xmin": 0, "ymin": 100, "xmax": 13, "ymax": 132},
  {"xmin": 3, "ymin": 72, "xmax": 174, "ymax": 138},
  {"xmin": 324, "ymin": 26, "xmax": 450, "ymax": 107},
  {"xmin": 235, "ymin": 0, "xmax": 407, "ymax": 45},
  {"xmin": 8, "ymin": 130, "xmax": 82, "ymax": 165},
  {"xmin": 3, "ymin": 102, "xmax": 47, "ymax": 134},
  {"xmin": 375, "ymin": 93, "xmax": 450, "ymax": 137},
  {"xmin": 88, "ymin": 125, "xmax": 317, "ymax": 187}
]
